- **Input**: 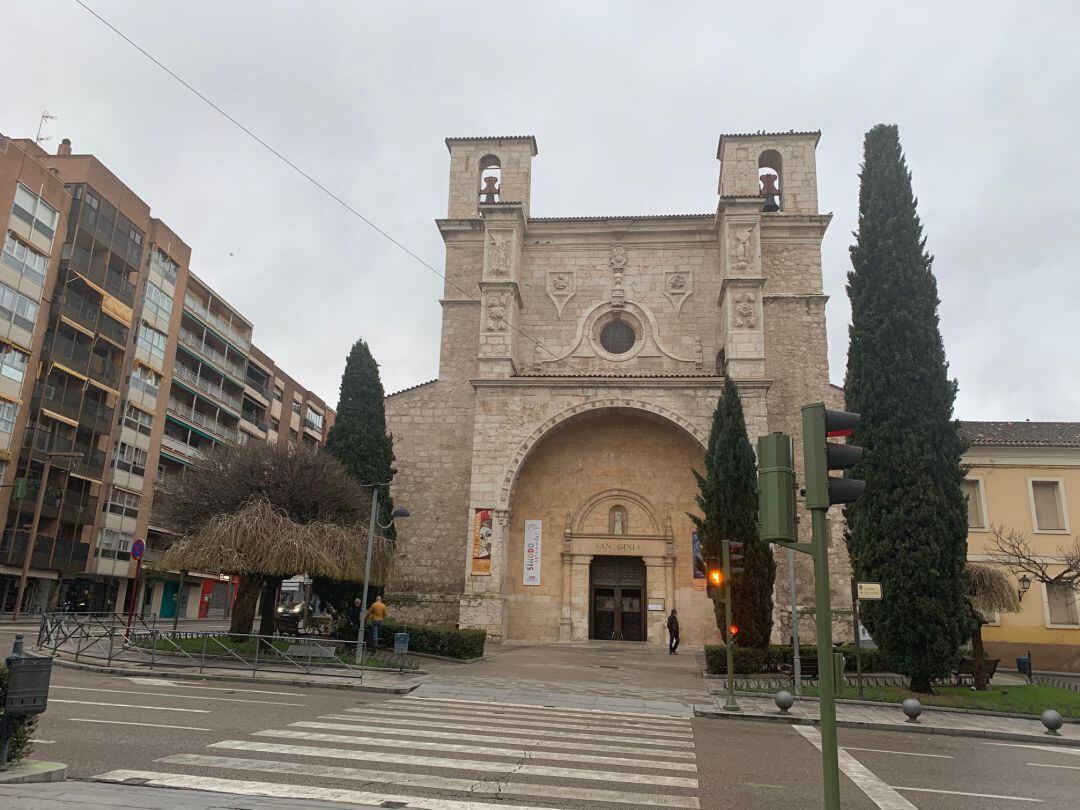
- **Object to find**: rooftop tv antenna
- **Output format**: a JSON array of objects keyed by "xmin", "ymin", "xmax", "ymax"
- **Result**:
[{"xmin": 35, "ymin": 111, "xmax": 58, "ymax": 145}]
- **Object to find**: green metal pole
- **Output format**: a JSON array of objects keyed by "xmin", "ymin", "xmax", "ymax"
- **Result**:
[
  {"xmin": 812, "ymin": 508, "xmax": 840, "ymax": 810},
  {"xmin": 721, "ymin": 538, "xmax": 740, "ymax": 712}
]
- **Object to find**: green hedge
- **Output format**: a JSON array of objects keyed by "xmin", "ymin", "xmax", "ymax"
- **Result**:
[
  {"xmin": 705, "ymin": 644, "xmax": 895, "ymax": 676},
  {"xmin": 379, "ymin": 620, "xmax": 486, "ymax": 661},
  {"xmin": 0, "ymin": 662, "xmax": 37, "ymax": 763}
]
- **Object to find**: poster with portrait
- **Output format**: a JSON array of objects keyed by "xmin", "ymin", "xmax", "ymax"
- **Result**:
[
  {"xmin": 523, "ymin": 519, "xmax": 542, "ymax": 586},
  {"xmin": 692, "ymin": 530, "xmax": 707, "ymax": 591},
  {"xmin": 471, "ymin": 508, "xmax": 493, "ymax": 575}
]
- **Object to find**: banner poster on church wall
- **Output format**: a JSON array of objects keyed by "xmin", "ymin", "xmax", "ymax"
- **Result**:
[
  {"xmin": 471, "ymin": 508, "xmax": 493, "ymax": 575},
  {"xmin": 523, "ymin": 520, "xmax": 542, "ymax": 586},
  {"xmin": 692, "ymin": 530, "xmax": 706, "ymax": 591}
]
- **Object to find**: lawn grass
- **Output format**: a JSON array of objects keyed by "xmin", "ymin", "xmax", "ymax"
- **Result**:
[
  {"xmin": 786, "ymin": 683, "xmax": 1080, "ymax": 718},
  {"xmin": 131, "ymin": 634, "xmax": 401, "ymax": 669}
]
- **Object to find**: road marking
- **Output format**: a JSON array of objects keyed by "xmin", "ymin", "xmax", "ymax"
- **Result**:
[
  {"xmin": 893, "ymin": 786, "xmax": 1043, "ymax": 802},
  {"xmin": 318, "ymin": 713, "xmax": 696, "ymax": 748},
  {"xmin": 1029, "ymin": 762, "xmax": 1080, "ymax": 770},
  {"xmin": 794, "ymin": 726, "xmax": 916, "ymax": 810},
  {"xmin": 50, "ymin": 685, "xmax": 305, "ymax": 706},
  {"xmin": 253, "ymin": 728, "xmax": 696, "ymax": 771},
  {"xmin": 986, "ymin": 742, "xmax": 1080, "ymax": 757},
  {"xmin": 71, "ymin": 718, "xmax": 211, "ymax": 731},
  {"xmin": 291, "ymin": 721, "xmax": 696, "ymax": 758},
  {"xmin": 94, "ymin": 770, "xmax": 567, "ymax": 810},
  {"xmin": 209, "ymin": 740, "xmax": 699, "ymax": 787},
  {"xmin": 344, "ymin": 706, "xmax": 694, "ymax": 739},
  {"xmin": 159, "ymin": 754, "xmax": 701, "ymax": 809},
  {"xmin": 403, "ymin": 695, "xmax": 691, "ymax": 724},
  {"xmin": 49, "ymin": 699, "xmax": 209, "ymax": 713},
  {"xmin": 29, "ymin": 738, "xmax": 56, "ymax": 744},
  {"xmin": 124, "ymin": 677, "xmax": 303, "ymax": 696},
  {"xmin": 842, "ymin": 746, "xmax": 953, "ymax": 759}
]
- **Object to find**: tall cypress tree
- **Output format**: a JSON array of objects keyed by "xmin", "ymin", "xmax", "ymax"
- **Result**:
[
  {"xmin": 844, "ymin": 124, "xmax": 970, "ymax": 693},
  {"xmin": 326, "ymin": 339, "xmax": 396, "ymax": 540},
  {"xmin": 691, "ymin": 376, "xmax": 775, "ymax": 648}
]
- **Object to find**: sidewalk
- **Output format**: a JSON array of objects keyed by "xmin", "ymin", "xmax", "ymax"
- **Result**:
[
  {"xmin": 699, "ymin": 691, "xmax": 1080, "ymax": 746},
  {"xmin": 0, "ymin": 780, "xmax": 372, "ymax": 809}
]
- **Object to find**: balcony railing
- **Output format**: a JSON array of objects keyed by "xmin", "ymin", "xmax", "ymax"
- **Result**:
[
  {"xmin": 242, "ymin": 412, "xmax": 268, "ymax": 432},
  {"xmin": 71, "ymin": 444, "xmax": 106, "ymax": 479},
  {"xmin": 245, "ymin": 378, "xmax": 271, "ymax": 401},
  {"xmin": 97, "ymin": 312, "xmax": 129, "ymax": 346},
  {"xmin": 80, "ymin": 399, "xmax": 115, "ymax": 433},
  {"xmin": 178, "ymin": 328, "xmax": 246, "ymax": 380},
  {"xmin": 37, "ymin": 383, "xmax": 82, "ymax": 422},
  {"xmin": 183, "ymin": 294, "xmax": 250, "ymax": 351},
  {"xmin": 172, "ymin": 363, "xmax": 242, "ymax": 411},
  {"xmin": 167, "ymin": 397, "xmax": 238, "ymax": 444},
  {"xmin": 50, "ymin": 339, "xmax": 92, "ymax": 375},
  {"xmin": 303, "ymin": 418, "xmax": 324, "ymax": 434},
  {"xmin": 88, "ymin": 355, "xmax": 122, "ymax": 390},
  {"xmin": 60, "ymin": 293, "xmax": 100, "ymax": 334},
  {"xmin": 162, "ymin": 433, "xmax": 201, "ymax": 459}
]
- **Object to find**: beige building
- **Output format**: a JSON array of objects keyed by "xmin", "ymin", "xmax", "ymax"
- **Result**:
[
  {"xmin": 961, "ymin": 422, "xmax": 1080, "ymax": 672},
  {"xmin": 386, "ymin": 133, "xmax": 847, "ymax": 647}
]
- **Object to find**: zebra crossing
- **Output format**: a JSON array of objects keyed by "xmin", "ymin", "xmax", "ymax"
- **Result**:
[{"xmin": 95, "ymin": 694, "xmax": 702, "ymax": 809}]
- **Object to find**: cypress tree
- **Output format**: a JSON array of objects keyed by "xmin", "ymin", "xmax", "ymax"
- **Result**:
[
  {"xmin": 844, "ymin": 124, "xmax": 970, "ymax": 693},
  {"xmin": 326, "ymin": 339, "xmax": 396, "ymax": 540},
  {"xmin": 691, "ymin": 376, "xmax": 775, "ymax": 648}
]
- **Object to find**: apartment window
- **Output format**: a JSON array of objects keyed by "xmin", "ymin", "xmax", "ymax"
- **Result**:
[
  {"xmin": 156, "ymin": 461, "xmax": 166, "ymax": 482},
  {"xmin": 2, "ymin": 233, "xmax": 48, "ymax": 286},
  {"xmin": 149, "ymin": 248, "xmax": 179, "ymax": 284},
  {"xmin": 11, "ymin": 183, "xmax": 60, "ymax": 242},
  {"xmin": 0, "ymin": 399, "xmax": 17, "ymax": 435},
  {"xmin": 143, "ymin": 281, "xmax": 173, "ymax": 322},
  {"xmin": 961, "ymin": 479, "xmax": 986, "ymax": 530},
  {"xmin": 112, "ymin": 441, "xmax": 148, "ymax": 477},
  {"xmin": 1046, "ymin": 582, "xmax": 1080, "ymax": 627},
  {"xmin": 105, "ymin": 487, "xmax": 141, "ymax": 519},
  {"xmin": 291, "ymin": 400, "xmax": 301, "ymax": 415},
  {"xmin": 273, "ymin": 387, "xmax": 283, "ymax": 402},
  {"xmin": 1031, "ymin": 479, "xmax": 1068, "ymax": 532},
  {"xmin": 95, "ymin": 528, "xmax": 133, "ymax": 561},
  {"xmin": 130, "ymin": 364, "xmax": 163, "ymax": 397},
  {"xmin": 0, "ymin": 344, "xmax": 29, "ymax": 383},
  {"xmin": 136, "ymin": 322, "xmax": 168, "ymax": 362},
  {"xmin": 0, "ymin": 282, "xmax": 39, "ymax": 332},
  {"xmin": 270, "ymin": 416, "xmax": 280, "ymax": 432},
  {"xmin": 305, "ymin": 406, "xmax": 324, "ymax": 432},
  {"xmin": 123, "ymin": 402, "xmax": 154, "ymax": 436}
]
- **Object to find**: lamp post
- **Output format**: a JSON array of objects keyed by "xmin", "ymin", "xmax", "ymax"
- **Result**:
[
  {"xmin": 357, "ymin": 483, "xmax": 408, "ymax": 662},
  {"xmin": 1017, "ymin": 573, "xmax": 1032, "ymax": 602},
  {"xmin": 14, "ymin": 450, "xmax": 83, "ymax": 620}
]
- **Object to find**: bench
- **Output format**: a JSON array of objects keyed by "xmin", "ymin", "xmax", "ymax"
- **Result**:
[
  {"xmin": 954, "ymin": 657, "xmax": 999, "ymax": 686},
  {"xmin": 781, "ymin": 657, "xmax": 819, "ymax": 681}
]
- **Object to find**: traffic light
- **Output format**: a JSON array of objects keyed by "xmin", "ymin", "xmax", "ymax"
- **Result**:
[
  {"xmin": 729, "ymin": 624, "xmax": 739, "ymax": 638},
  {"xmin": 758, "ymin": 432, "xmax": 798, "ymax": 542},
  {"xmin": 706, "ymin": 558, "xmax": 723, "ymax": 598},
  {"xmin": 802, "ymin": 403, "xmax": 865, "ymax": 510},
  {"xmin": 727, "ymin": 540, "xmax": 746, "ymax": 576}
]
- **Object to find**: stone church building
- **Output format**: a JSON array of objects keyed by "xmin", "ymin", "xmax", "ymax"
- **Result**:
[{"xmin": 385, "ymin": 132, "xmax": 845, "ymax": 647}]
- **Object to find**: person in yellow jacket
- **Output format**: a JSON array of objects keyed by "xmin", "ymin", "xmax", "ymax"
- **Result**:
[{"xmin": 365, "ymin": 595, "xmax": 388, "ymax": 648}]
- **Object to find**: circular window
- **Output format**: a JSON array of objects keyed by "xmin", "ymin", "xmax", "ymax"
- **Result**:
[{"xmin": 599, "ymin": 319, "xmax": 637, "ymax": 355}]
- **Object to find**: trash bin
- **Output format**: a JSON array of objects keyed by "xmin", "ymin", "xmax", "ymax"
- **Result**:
[
  {"xmin": 394, "ymin": 632, "xmax": 409, "ymax": 655},
  {"xmin": 1016, "ymin": 655, "xmax": 1032, "ymax": 677}
]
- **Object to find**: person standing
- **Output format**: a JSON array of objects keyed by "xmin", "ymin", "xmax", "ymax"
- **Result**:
[
  {"xmin": 365, "ymin": 595, "xmax": 387, "ymax": 648},
  {"xmin": 346, "ymin": 598, "xmax": 363, "ymax": 634},
  {"xmin": 667, "ymin": 608, "xmax": 680, "ymax": 655}
]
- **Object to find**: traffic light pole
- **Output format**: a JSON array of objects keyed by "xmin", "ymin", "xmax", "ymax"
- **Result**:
[
  {"xmin": 720, "ymin": 538, "xmax": 739, "ymax": 713},
  {"xmin": 811, "ymin": 507, "xmax": 841, "ymax": 810}
]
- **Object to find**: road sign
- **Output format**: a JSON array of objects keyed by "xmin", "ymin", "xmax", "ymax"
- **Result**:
[
  {"xmin": 130, "ymin": 538, "xmax": 145, "ymax": 561},
  {"xmin": 857, "ymin": 582, "xmax": 883, "ymax": 600}
]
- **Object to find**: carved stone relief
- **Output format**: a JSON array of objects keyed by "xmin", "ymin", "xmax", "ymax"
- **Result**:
[
  {"xmin": 487, "ymin": 232, "xmax": 510, "ymax": 276},
  {"xmin": 663, "ymin": 270, "xmax": 693, "ymax": 316},
  {"xmin": 733, "ymin": 291, "xmax": 757, "ymax": 329},
  {"xmin": 485, "ymin": 292, "xmax": 509, "ymax": 331},
  {"xmin": 730, "ymin": 225, "xmax": 756, "ymax": 273},
  {"xmin": 545, "ymin": 270, "xmax": 575, "ymax": 317},
  {"xmin": 610, "ymin": 244, "xmax": 627, "ymax": 309}
]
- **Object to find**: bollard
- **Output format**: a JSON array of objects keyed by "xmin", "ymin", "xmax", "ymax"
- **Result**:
[
  {"xmin": 1041, "ymin": 709, "xmax": 1063, "ymax": 736},
  {"xmin": 775, "ymin": 690, "xmax": 795, "ymax": 714},
  {"xmin": 902, "ymin": 698, "xmax": 923, "ymax": 723}
]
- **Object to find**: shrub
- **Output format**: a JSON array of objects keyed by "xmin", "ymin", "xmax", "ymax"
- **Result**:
[
  {"xmin": 704, "ymin": 644, "xmax": 895, "ymax": 676},
  {"xmin": 379, "ymin": 620, "xmax": 486, "ymax": 660},
  {"xmin": 0, "ymin": 662, "xmax": 38, "ymax": 763},
  {"xmin": 705, "ymin": 645, "xmax": 767, "ymax": 675}
]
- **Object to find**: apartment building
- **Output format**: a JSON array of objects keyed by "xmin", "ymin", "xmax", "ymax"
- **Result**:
[
  {"xmin": 961, "ymin": 421, "xmax": 1080, "ymax": 672},
  {"xmin": 0, "ymin": 134, "xmax": 334, "ymax": 619}
]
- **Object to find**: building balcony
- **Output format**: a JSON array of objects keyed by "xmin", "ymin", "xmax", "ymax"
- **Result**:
[
  {"xmin": 78, "ymin": 399, "xmax": 115, "ymax": 435},
  {"xmin": 50, "ymin": 339, "xmax": 92, "ymax": 376},
  {"xmin": 0, "ymin": 531, "xmax": 88, "ymax": 573},
  {"xmin": 36, "ymin": 383, "xmax": 82, "ymax": 423},
  {"xmin": 167, "ymin": 397, "xmax": 238, "ymax": 444},
  {"xmin": 172, "ymin": 363, "xmax": 242, "ymax": 411},
  {"xmin": 88, "ymin": 355, "xmax": 123, "ymax": 391},
  {"xmin": 183, "ymin": 294, "xmax": 250, "ymax": 351},
  {"xmin": 71, "ymin": 444, "xmax": 106, "ymax": 479},
  {"xmin": 60, "ymin": 292, "xmax": 101, "ymax": 335},
  {"xmin": 245, "ymin": 378, "xmax": 271, "ymax": 403},
  {"xmin": 162, "ymin": 433, "xmax": 201, "ymax": 460},
  {"xmin": 178, "ymin": 329, "xmax": 246, "ymax": 381},
  {"xmin": 97, "ymin": 313, "xmax": 129, "ymax": 347}
]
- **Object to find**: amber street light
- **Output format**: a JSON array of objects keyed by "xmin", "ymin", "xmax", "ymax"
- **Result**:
[{"xmin": 1017, "ymin": 574, "xmax": 1033, "ymax": 602}]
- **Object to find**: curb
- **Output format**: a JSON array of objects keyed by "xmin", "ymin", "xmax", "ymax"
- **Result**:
[
  {"xmin": 0, "ymin": 761, "xmax": 67, "ymax": 784},
  {"xmin": 49, "ymin": 656, "xmax": 420, "ymax": 694},
  {"xmin": 695, "ymin": 707, "xmax": 1080, "ymax": 747}
]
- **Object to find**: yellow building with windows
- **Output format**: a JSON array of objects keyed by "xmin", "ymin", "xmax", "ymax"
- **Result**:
[{"xmin": 961, "ymin": 422, "xmax": 1080, "ymax": 673}]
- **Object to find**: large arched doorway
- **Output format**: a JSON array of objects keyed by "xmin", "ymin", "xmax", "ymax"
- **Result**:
[{"xmin": 503, "ymin": 407, "xmax": 712, "ymax": 645}]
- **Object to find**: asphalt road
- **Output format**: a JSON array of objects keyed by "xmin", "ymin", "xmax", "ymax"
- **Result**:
[{"xmin": 8, "ymin": 650, "xmax": 1080, "ymax": 809}]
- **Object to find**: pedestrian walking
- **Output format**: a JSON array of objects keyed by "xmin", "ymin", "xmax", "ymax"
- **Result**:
[
  {"xmin": 667, "ymin": 608, "xmax": 680, "ymax": 655},
  {"xmin": 366, "ymin": 595, "xmax": 387, "ymax": 648},
  {"xmin": 346, "ymin": 598, "xmax": 363, "ymax": 633}
]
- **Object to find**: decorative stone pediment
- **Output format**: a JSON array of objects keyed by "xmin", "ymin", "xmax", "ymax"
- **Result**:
[
  {"xmin": 546, "ymin": 270, "xmax": 575, "ymax": 317},
  {"xmin": 663, "ymin": 270, "xmax": 693, "ymax": 316}
]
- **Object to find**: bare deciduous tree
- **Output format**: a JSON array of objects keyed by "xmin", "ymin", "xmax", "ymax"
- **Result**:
[{"xmin": 985, "ymin": 524, "xmax": 1080, "ymax": 588}]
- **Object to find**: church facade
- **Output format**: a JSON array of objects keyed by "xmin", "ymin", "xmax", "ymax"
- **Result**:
[{"xmin": 384, "ymin": 132, "xmax": 846, "ymax": 647}]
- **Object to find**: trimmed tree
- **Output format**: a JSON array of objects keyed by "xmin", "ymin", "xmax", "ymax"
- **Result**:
[
  {"xmin": 964, "ymin": 564, "xmax": 1021, "ymax": 690},
  {"xmin": 327, "ymin": 339, "xmax": 396, "ymax": 539},
  {"xmin": 844, "ymin": 124, "xmax": 970, "ymax": 692},
  {"xmin": 691, "ymin": 376, "xmax": 775, "ymax": 647}
]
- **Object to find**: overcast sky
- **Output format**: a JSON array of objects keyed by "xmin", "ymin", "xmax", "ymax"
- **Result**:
[{"xmin": 7, "ymin": 1, "xmax": 1078, "ymax": 420}]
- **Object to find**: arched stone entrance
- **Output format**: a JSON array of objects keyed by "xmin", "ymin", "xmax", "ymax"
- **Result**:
[{"xmin": 501, "ymin": 407, "xmax": 711, "ymax": 645}]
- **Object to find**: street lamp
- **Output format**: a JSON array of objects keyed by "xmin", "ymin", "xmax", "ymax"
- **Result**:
[
  {"xmin": 14, "ymin": 450, "xmax": 84, "ymax": 620},
  {"xmin": 358, "ymin": 483, "xmax": 408, "ymax": 660},
  {"xmin": 1018, "ymin": 574, "xmax": 1032, "ymax": 602}
]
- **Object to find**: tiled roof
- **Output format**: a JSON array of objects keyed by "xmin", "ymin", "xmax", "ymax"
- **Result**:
[
  {"xmin": 959, "ymin": 421, "xmax": 1080, "ymax": 448},
  {"xmin": 445, "ymin": 136, "xmax": 538, "ymax": 155},
  {"xmin": 529, "ymin": 213, "xmax": 714, "ymax": 223},
  {"xmin": 385, "ymin": 379, "xmax": 438, "ymax": 398}
]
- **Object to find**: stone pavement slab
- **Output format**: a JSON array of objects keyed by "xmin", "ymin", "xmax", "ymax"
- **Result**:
[{"xmin": 0, "ymin": 781, "xmax": 374, "ymax": 809}]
